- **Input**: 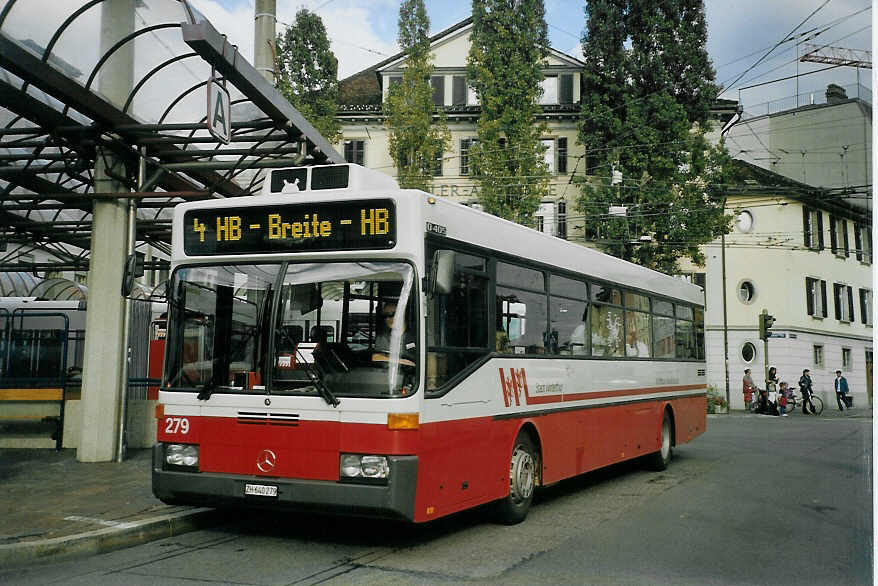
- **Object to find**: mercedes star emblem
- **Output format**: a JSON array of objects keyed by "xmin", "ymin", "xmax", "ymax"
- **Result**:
[{"xmin": 256, "ymin": 449, "xmax": 277, "ymax": 473}]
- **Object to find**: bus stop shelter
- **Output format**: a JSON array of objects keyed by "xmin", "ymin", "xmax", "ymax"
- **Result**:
[{"xmin": 0, "ymin": 0, "xmax": 342, "ymax": 461}]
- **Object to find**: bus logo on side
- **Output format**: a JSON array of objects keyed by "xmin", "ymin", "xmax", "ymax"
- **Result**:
[{"xmin": 499, "ymin": 367, "xmax": 528, "ymax": 407}]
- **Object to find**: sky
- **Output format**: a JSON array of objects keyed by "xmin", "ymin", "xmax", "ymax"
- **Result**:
[{"xmin": 192, "ymin": 0, "xmax": 873, "ymax": 113}]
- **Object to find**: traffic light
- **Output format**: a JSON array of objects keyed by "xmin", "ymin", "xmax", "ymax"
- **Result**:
[{"xmin": 758, "ymin": 311, "xmax": 776, "ymax": 340}]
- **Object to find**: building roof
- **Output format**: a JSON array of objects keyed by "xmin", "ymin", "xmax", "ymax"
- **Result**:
[
  {"xmin": 338, "ymin": 16, "xmax": 584, "ymax": 107},
  {"xmin": 729, "ymin": 159, "xmax": 869, "ymax": 222}
]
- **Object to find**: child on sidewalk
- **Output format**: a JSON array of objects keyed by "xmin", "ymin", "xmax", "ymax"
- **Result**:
[{"xmin": 778, "ymin": 382, "xmax": 789, "ymax": 416}]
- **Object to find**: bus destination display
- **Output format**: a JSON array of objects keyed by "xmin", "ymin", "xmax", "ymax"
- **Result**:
[{"xmin": 183, "ymin": 200, "xmax": 395, "ymax": 255}]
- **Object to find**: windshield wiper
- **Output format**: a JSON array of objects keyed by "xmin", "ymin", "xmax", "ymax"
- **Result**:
[
  {"xmin": 196, "ymin": 376, "xmax": 219, "ymax": 401},
  {"xmin": 196, "ymin": 363, "xmax": 224, "ymax": 401},
  {"xmin": 297, "ymin": 349, "xmax": 340, "ymax": 407}
]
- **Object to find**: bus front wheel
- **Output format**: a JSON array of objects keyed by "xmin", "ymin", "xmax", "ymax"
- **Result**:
[
  {"xmin": 495, "ymin": 432, "xmax": 537, "ymax": 525},
  {"xmin": 647, "ymin": 410, "xmax": 673, "ymax": 471}
]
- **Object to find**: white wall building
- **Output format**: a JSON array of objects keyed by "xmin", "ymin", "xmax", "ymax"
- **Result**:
[{"xmin": 694, "ymin": 166, "xmax": 872, "ymax": 410}]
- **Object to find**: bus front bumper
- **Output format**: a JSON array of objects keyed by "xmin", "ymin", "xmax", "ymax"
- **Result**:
[{"xmin": 151, "ymin": 445, "xmax": 418, "ymax": 521}]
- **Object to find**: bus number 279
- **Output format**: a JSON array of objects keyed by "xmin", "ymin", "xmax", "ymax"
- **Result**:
[{"xmin": 164, "ymin": 417, "xmax": 190, "ymax": 435}]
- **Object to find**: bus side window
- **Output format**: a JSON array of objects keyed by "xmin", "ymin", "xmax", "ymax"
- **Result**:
[{"xmin": 426, "ymin": 250, "xmax": 489, "ymax": 392}]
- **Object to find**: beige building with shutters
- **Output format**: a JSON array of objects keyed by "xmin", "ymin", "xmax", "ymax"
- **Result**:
[{"xmin": 336, "ymin": 17, "xmax": 585, "ymax": 241}]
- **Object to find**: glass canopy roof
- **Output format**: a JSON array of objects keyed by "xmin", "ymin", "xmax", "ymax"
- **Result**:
[{"xmin": 0, "ymin": 0, "xmax": 342, "ymax": 272}]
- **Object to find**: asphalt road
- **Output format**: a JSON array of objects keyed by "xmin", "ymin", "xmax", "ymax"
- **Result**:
[{"xmin": 3, "ymin": 413, "xmax": 872, "ymax": 585}]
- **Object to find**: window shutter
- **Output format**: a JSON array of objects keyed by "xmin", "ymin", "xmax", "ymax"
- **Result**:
[
  {"xmin": 816, "ymin": 212, "xmax": 824, "ymax": 250},
  {"xmin": 820, "ymin": 280, "xmax": 827, "ymax": 317},
  {"xmin": 431, "ymin": 76, "xmax": 445, "ymax": 106},
  {"xmin": 855, "ymin": 223, "xmax": 863, "ymax": 260},
  {"xmin": 557, "ymin": 137, "xmax": 568, "ymax": 173},
  {"xmin": 560, "ymin": 74, "xmax": 573, "ymax": 104},
  {"xmin": 842, "ymin": 220, "xmax": 850, "ymax": 256},
  {"xmin": 452, "ymin": 76, "xmax": 466, "ymax": 106},
  {"xmin": 829, "ymin": 215, "xmax": 838, "ymax": 253},
  {"xmin": 805, "ymin": 277, "xmax": 817, "ymax": 315},
  {"xmin": 803, "ymin": 208, "xmax": 811, "ymax": 248},
  {"xmin": 847, "ymin": 286, "xmax": 855, "ymax": 322}
]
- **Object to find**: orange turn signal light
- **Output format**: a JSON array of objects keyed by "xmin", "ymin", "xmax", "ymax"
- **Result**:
[
  {"xmin": 387, "ymin": 413, "xmax": 419, "ymax": 430},
  {"xmin": 155, "ymin": 403, "xmax": 165, "ymax": 420}
]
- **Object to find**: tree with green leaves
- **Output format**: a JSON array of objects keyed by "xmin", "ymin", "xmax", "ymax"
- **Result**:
[
  {"xmin": 466, "ymin": 0, "xmax": 550, "ymax": 224},
  {"xmin": 384, "ymin": 0, "xmax": 450, "ymax": 190},
  {"xmin": 578, "ymin": 0, "xmax": 732, "ymax": 274},
  {"xmin": 275, "ymin": 9, "xmax": 341, "ymax": 143}
]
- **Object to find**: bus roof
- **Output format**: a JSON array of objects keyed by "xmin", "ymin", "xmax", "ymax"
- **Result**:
[{"xmin": 420, "ymin": 192, "xmax": 704, "ymax": 306}]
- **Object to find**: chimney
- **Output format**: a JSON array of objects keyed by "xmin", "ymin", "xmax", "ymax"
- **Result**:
[{"xmin": 825, "ymin": 84, "xmax": 847, "ymax": 104}]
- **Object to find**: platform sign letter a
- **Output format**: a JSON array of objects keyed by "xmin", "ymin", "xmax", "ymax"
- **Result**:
[{"xmin": 207, "ymin": 79, "xmax": 231, "ymax": 144}]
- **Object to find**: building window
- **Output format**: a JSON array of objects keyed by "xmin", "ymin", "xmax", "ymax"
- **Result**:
[
  {"xmin": 431, "ymin": 76, "xmax": 445, "ymax": 106},
  {"xmin": 854, "ymin": 222, "xmax": 872, "ymax": 264},
  {"xmin": 805, "ymin": 277, "xmax": 827, "ymax": 318},
  {"xmin": 460, "ymin": 138, "xmax": 477, "ymax": 176},
  {"xmin": 432, "ymin": 152, "xmax": 443, "ymax": 177},
  {"xmin": 842, "ymin": 347, "xmax": 852, "ymax": 370},
  {"xmin": 741, "ymin": 341, "xmax": 756, "ymax": 363},
  {"xmin": 542, "ymin": 139, "xmax": 556, "ymax": 172},
  {"xmin": 535, "ymin": 201, "xmax": 554, "ymax": 235},
  {"xmin": 557, "ymin": 137, "xmax": 568, "ymax": 174},
  {"xmin": 539, "ymin": 76, "xmax": 558, "ymax": 105},
  {"xmin": 833, "ymin": 283, "xmax": 854, "ymax": 322},
  {"xmin": 813, "ymin": 344, "xmax": 824, "ymax": 368},
  {"xmin": 452, "ymin": 75, "xmax": 466, "ymax": 106},
  {"xmin": 557, "ymin": 201, "xmax": 567, "ymax": 240},
  {"xmin": 829, "ymin": 215, "xmax": 850, "ymax": 257},
  {"xmin": 803, "ymin": 207, "xmax": 824, "ymax": 250},
  {"xmin": 860, "ymin": 288, "xmax": 872, "ymax": 326},
  {"xmin": 735, "ymin": 210, "xmax": 754, "ymax": 233},
  {"xmin": 559, "ymin": 73, "xmax": 574, "ymax": 104},
  {"xmin": 738, "ymin": 280, "xmax": 755, "ymax": 304},
  {"xmin": 343, "ymin": 140, "xmax": 364, "ymax": 166}
]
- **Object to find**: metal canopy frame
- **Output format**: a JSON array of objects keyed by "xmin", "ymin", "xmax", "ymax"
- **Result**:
[{"xmin": 0, "ymin": 0, "xmax": 343, "ymax": 272}]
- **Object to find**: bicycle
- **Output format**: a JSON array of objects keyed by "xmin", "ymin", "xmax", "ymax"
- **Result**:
[{"xmin": 785, "ymin": 386, "xmax": 824, "ymax": 415}]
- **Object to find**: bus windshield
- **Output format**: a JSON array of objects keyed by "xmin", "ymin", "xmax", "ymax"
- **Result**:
[{"xmin": 164, "ymin": 261, "xmax": 418, "ymax": 400}]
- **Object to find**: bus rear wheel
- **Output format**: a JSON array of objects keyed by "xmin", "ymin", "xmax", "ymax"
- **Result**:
[
  {"xmin": 647, "ymin": 411, "xmax": 673, "ymax": 471},
  {"xmin": 495, "ymin": 432, "xmax": 537, "ymax": 525}
]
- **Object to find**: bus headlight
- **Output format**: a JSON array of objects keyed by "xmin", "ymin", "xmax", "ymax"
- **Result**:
[
  {"xmin": 165, "ymin": 444, "xmax": 199, "ymax": 468},
  {"xmin": 339, "ymin": 454, "xmax": 389, "ymax": 483}
]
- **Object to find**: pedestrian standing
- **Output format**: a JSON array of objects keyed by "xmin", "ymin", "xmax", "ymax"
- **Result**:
[
  {"xmin": 759, "ymin": 366, "xmax": 778, "ymax": 414},
  {"xmin": 798, "ymin": 368, "xmax": 817, "ymax": 415},
  {"xmin": 742, "ymin": 368, "xmax": 755, "ymax": 411},
  {"xmin": 834, "ymin": 370, "xmax": 849, "ymax": 413}
]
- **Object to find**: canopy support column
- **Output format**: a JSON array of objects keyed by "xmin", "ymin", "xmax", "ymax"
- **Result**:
[{"xmin": 77, "ymin": 0, "xmax": 134, "ymax": 462}]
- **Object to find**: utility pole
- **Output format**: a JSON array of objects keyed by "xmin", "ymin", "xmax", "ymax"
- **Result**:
[{"xmin": 719, "ymin": 105, "xmax": 742, "ymax": 413}]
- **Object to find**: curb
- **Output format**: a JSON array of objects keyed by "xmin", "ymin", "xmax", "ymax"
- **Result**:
[{"xmin": 0, "ymin": 508, "xmax": 218, "ymax": 568}]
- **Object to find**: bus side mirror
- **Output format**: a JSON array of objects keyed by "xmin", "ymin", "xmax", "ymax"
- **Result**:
[
  {"xmin": 121, "ymin": 252, "xmax": 144, "ymax": 297},
  {"xmin": 429, "ymin": 250, "xmax": 455, "ymax": 295}
]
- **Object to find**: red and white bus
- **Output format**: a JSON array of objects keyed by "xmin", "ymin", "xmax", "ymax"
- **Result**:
[{"xmin": 153, "ymin": 163, "xmax": 706, "ymax": 524}]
